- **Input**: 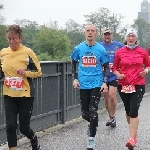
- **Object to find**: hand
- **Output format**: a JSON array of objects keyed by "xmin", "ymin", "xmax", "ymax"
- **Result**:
[
  {"xmin": 16, "ymin": 68, "xmax": 25, "ymax": 75},
  {"xmin": 73, "ymin": 79, "xmax": 80, "ymax": 89},
  {"xmin": 139, "ymin": 69, "xmax": 148, "ymax": 77},
  {"xmin": 116, "ymin": 72, "xmax": 125, "ymax": 80},
  {"xmin": 100, "ymin": 83, "xmax": 108, "ymax": 92}
]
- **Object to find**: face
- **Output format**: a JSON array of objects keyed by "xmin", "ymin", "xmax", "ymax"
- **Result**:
[
  {"xmin": 126, "ymin": 34, "xmax": 137, "ymax": 46},
  {"xmin": 6, "ymin": 32, "xmax": 22, "ymax": 51},
  {"xmin": 102, "ymin": 32, "xmax": 113, "ymax": 44},
  {"xmin": 84, "ymin": 24, "xmax": 97, "ymax": 42}
]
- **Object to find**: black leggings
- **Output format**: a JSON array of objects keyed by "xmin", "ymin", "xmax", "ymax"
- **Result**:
[
  {"xmin": 80, "ymin": 87, "xmax": 101, "ymax": 137},
  {"xmin": 118, "ymin": 85, "xmax": 145, "ymax": 118},
  {"xmin": 4, "ymin": 96, "xmax": 35, "ymax": 148}
]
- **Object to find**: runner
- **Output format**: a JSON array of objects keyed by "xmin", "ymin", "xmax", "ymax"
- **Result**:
[
  {"xmin": 71, "ymin": 23, "xmax": 109, "ymax": 150},
  {"xmin": 0, "ymin": 24, "xmax": 42, "ymax": 150},
  {"xmin": 100, "ymin": 28, "xmax": 123, "ymax": 127},
  {"xmin": 112, "ymin": 29, "xmax": 150, "ymax": 149}
]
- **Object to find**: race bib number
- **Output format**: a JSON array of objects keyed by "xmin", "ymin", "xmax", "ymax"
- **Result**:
[
  {"xmin": 121, "ymin": 85, "xmax": 136, "ymax": 93},
  {"xmin": 102, "ymin": 63, "xmax": 113, "ymax": 72},
  {"xmin": 82, "ymin": 56, "xmax": 97, "ymax": 67},
  {"xmin": 109, "ymin": 63, "xmax": 113, "ymax": 72},
  {"xmin": 5, "ymin": 77, "xmax": 24, "ymax": 91}
]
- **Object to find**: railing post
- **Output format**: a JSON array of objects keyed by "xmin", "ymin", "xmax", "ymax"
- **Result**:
[{"xmin": 60, "ymin": 63, "xmax": 66, "ymax": 124}]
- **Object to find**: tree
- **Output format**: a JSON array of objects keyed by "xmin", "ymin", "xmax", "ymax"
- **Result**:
[
  {"xmin": 33, "ymin": 25, "xmax": 71, "ymax": 60},
  {"xmin": 0, "ymin": 4, "xmax": 5, "ymax": 24},
  {"xmin": 0, "ymin": 25, "xmax": 7, "ymax": 49},
  {"xmin": 132, "ymin": 18, "xmax": 150, "ymax": 48},
  {"xmin": 84, "ymin": 7, "xmax": 124, "ymax": 41},
  {"xmin": 14, "ymin": 19, "xmax": 40, "ymax": 50},
  {"xmin": 63, "ymin": 19, "xmax": 85, "ymax": 49}
]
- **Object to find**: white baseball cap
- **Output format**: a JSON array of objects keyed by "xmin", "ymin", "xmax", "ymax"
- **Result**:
[{"xmin": 126, "ymin": 29, "xmax": 138, "ymax": 37}]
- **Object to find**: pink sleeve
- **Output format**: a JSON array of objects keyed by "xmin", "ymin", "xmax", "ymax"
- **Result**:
[
  {"xmin": 143, "ymin": 51, "xmax": 149, "ymax": 67},
  {"xmin": 112, "ymin": 50, "xmax": 120, "ymax": 72}
]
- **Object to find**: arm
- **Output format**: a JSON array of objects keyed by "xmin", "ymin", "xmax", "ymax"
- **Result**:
[
  {"xmin": 140, "ymin": 51, "xmax": 150, "ymax": 76},
  {"xmin": 100, "ymin": 62, "xmax": 110, "ymax": 92},
  {"xmin": 71, "ymin": 59, "xmax": 77, "ymax": 80},
  {"xmin": 112, "ymin": 50, "xmax": 125, "ymax": 79},
  {"xmin": 0, "ymin": 68, "xmax": 4, "ymax": 80},
  {"xmin": 25, "ymin": 51, "xmax": 42, "ymax": 78},
  {"xmin": 17, "ymin": 50, "xmax": 42, "ymax": 78},
  {"xmin": 0, "ymin": 58, "xmax": 4, "ymax": 80},
  {"xmin": 103, "ymin": 62, "xmax": 110, "ymax": 83},
  {"xmin": 71, "ymin": 59, "xmax": 80, "ymax": 89}
]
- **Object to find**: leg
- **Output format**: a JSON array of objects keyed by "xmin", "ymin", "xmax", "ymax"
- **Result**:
[
  {"xmin": 86, "ymin": 88, "xmax": 101, "ymax": 150},
  {"xmin": 9, "ymin": 148, "xmax": 17, "ymax": 150},
  {"xmin": 126, "ymin": 115, "xmax": 130, "ymax": 124},
  {"xmin": 104, "ymin": 80, "xmax": 118, "ymax": 127},
  {"xmin": 89, "ymin": 87, "xmax": 101, "ymax": 137},
  {"xmin": 108, "ymin": 85, "xmax": 117, "ymax": 117},
  {"xmin": 18, "ymin": 97, "xmax": 41, "ymax": 150},
  {"xmin": 80, "ymin": 89, "xmax": 91, "ymax": 122},
  {"xmin": 103, "ymin": 91, "xmax": 109, "ymax": 114},
  {"xmin": 118, "ymin": 85, "xmax": 130, "ymax": 121},
  {"xmin": 19, "ymin": 97, "xmax": 34, "ymax": 139},
  {"xmin": 129, "ymin": 85, "xmax": 145, "ymax": 138},
  {"xmin": 4, "ymin": 96, "xmax": 18, "ymax": 149}
]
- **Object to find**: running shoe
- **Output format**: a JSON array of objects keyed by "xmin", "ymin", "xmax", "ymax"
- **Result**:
[
  {"xmin": 30, "ymin": 135, "xmax": 41, "ymax": 150},
  {"xmin": 126, "ymin": 138, "xmax": 137, "ymax": 149},
  {"xmin": 87, "ymin": 124, "xmax": 90, "ymax": 137},
  {"xmin": 111, "ymin": 117, "xmax": 116, "ymax": 128},
  {"xmin": 106, "ymin": 117, "xmax": 112, "ymax": 126},
  {"xmin": 87, "ymin": 139, "xmax": 96, "ymax": 150}
]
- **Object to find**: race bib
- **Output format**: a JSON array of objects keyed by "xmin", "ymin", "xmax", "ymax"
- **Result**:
[
  {"xmin": 121, "ymin": 85, "xmax": 136, "ymax": 93},
  {"xmin": 5, "ymin": 77, "xmax": 24, "ymax": 91},
  {"xmin": 109, "ymin": 63, "xmax": 113, "ymax": 72},
  {"xmin": 82, "ymin": 56, "xmax": 97, "ymax": 67},
  {"xmin": 102, "ymin": 63, "xmax": 113, "ymax": 72}
]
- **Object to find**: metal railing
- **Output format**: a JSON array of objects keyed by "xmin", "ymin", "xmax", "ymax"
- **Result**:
[{"xmin": 0, "ymin": 61, "xmax": 150, "ymax": 144}]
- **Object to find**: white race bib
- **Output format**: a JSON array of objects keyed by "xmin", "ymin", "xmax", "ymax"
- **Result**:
[
  {"xmin": 5, "ymin": 77, "xmax": 24, "ymax": 91},
  {"xmin": 121, "ymin": 85, "xmax": 136, "ymax": 93}
]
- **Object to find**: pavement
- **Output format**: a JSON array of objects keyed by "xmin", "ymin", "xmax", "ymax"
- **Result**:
[{"xmin": 1, "ymin": 93, "xmax": 150, "ymax": 150}]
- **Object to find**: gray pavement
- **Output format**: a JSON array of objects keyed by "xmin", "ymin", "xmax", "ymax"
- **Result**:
[{"xmin": 1, "ymin": 93, "xmax": 150, "ymax": 150}]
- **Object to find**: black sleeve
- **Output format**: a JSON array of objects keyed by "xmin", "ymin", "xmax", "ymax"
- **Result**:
[
  {"xmin": 103, "ymin": 62, "xmax": 110, "ymax": 83},
  {"xmin": 0, "ymin": 67, "xmax": 4, "ymax": 80},
  {"xmin": 71, "ymin": 59, "xmax": 78, "ymax": 80}
]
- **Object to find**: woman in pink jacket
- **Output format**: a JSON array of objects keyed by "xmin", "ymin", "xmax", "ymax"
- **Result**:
[{"xmin": 112, "ymin": 29, "xmax": 150, "ymax": 149}]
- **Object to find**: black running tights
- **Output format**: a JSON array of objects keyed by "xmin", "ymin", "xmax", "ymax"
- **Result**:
[{"xmin": 4, "ymin": 95, "xmax": 35, "ymax": 148}]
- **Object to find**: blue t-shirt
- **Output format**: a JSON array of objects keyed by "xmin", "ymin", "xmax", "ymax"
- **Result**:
[
  {"xmin": 71, "ymin": 41, "xmax": 109, "ymax": 89},
  {"xmin": 100, "ymin": 41, "xmax": 123, "ymax": 82}
]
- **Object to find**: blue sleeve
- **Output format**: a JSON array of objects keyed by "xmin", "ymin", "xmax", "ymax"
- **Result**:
[
  {"xmin": 70, "ymin": 48, "xmax": 80, "ymax": 61},
  {"xmin": 119, "ymin": 42, "xmax": 123, "ymax": 48}
]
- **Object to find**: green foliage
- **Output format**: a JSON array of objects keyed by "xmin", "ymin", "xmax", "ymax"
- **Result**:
[
  {"xmin": 33, "ymin": 25, "xmax": 71, "ymax": 60},
  {"xmin": 2, "ymin": 6, "xmax": 149, "ymax": 60},
  {"xmin": 132, "ymin": 18, "xmax": 150, "ymax": 48},
  {"xmin": 37, "ymin": 52, "xmax": 52, "ymax": 61},
  {"xmin": 14, "ymin": 19, "xmax": 40, "ymax": 49},
  {"xmin": 0, "ymin": 25, "xmax": 7, "ymax": 50},
  {"xmin": 63, "ymin": 19, "xmax": 85, "ymax": 49},
  {"xmin": 0, "ymin": 4, "xmax": 5, "ymax": 24},
  {"xmin": 84, "ymin": 7, "xmax": 124, "ymax": 36}
]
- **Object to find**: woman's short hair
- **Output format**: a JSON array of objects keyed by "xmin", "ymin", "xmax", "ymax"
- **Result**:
[{"xmin": 6, "ymin": 24, "xmax": 22, "ymax": 37}]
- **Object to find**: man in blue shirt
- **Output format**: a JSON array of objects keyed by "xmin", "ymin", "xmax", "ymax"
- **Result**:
[
  {"xmin": 71, "ymin": 24, "xmax": 109, "ymax": 150},
  {"xmin": 100, "ymin": 28, "xmax": 123, "ymax": 128}
]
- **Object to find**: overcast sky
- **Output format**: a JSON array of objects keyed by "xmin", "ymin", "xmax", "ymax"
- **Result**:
[{"xmin": 0, "ymin": 0, "xmax": 145, "ymax": 28}]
